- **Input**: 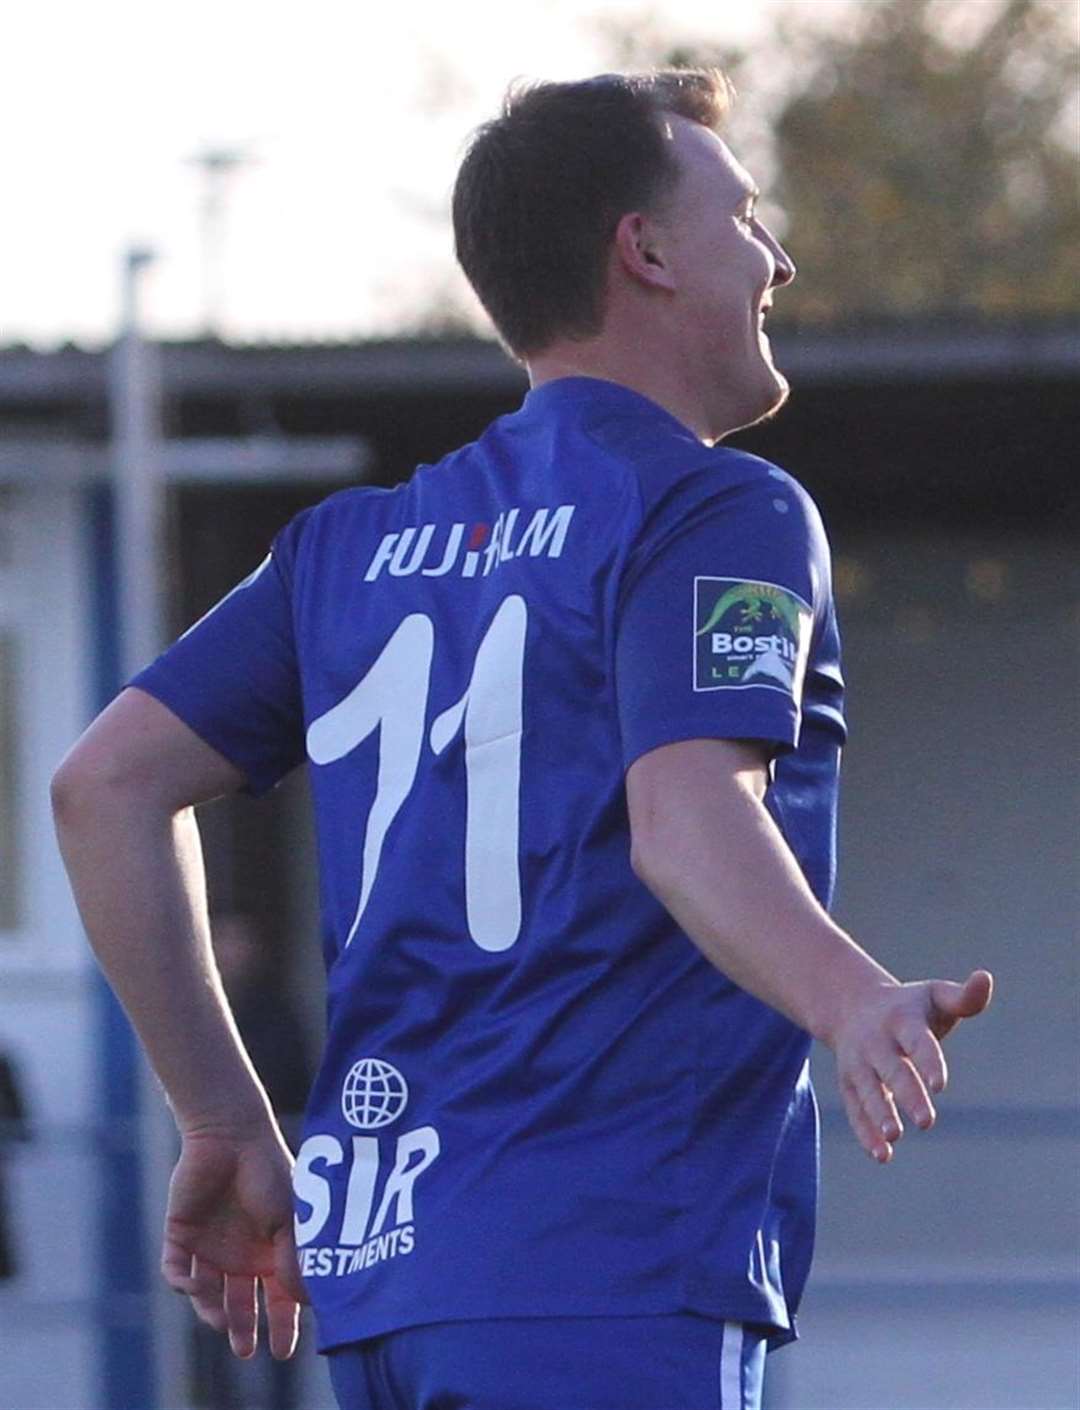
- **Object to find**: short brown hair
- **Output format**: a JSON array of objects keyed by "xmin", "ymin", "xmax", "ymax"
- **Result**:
[{"xmin": 452, "ymin": 69, "xmax": 732, "ymax": 360}]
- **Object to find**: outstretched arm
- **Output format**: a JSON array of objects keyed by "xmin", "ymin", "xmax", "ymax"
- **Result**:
[
  {"xmin": 51, "ymin": 687, "xmax": 304, "ymax": 1357},
  {"xmin": 627, "ymin": 737, "xmax": 993, "ymax": 1163}
]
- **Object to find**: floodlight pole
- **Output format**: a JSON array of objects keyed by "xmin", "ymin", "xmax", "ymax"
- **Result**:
[
  {"xmin": 111, "ymin": 247, "xmax": 165, "ymax": 680},
  {"xmin": 193, "ymin": 147, "xmax": 248, "ymax": 337},
  {"xmin": 96, "ymin": 246, "xmax": 164, "ymax": 1410}
]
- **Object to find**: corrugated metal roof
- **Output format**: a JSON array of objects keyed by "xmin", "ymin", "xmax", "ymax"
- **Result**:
[{"xmin": 0, "ymin": 322, "xmax": 1076, "ymax": 405}]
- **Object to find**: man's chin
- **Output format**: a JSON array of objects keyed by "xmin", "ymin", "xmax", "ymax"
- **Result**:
[
  {"xmin": 713, "ymin": 370, "xmax": 790, "ymax": 441},
  {"xmin": 757, "ymin": 371, "xmax": 790, "ymax": 424}
]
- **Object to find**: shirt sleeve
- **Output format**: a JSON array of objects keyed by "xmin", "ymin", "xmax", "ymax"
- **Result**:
[
  {"xmin": 615, "ymin": 463, "xmax": 826, "ymax": 771},
  {"xmin": 129, "ymin": 513, "xmax": 311, "ymax": 796}
]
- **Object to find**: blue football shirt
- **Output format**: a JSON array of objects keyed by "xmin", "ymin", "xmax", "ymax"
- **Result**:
[{"xmin": 132, "ymin": 377, "xmax": 846, "ymax": 1351}]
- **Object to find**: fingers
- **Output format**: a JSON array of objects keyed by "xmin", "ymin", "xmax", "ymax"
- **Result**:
[
  {"xmin": 161, "ymin": 1238, "xmax": 196, "ymax": 1297},
  {"xmin": 165, "ymin": 1249, "xmax": 300, "ymax": 1361},
  {"xmin": 264, "ymin": 1228, "xmax": 304, "ymax": 1359},
  {"xmin": 224, "ymin": 1273, "xmax": 258, "ymax": 1358},
  {"xmin": 262, "ymin": 1228, "xmax": 304, "ymax": 1359},
  {"xmin": 274, "ymin": 1228, "xmax": 309, "ymax": 1307},
  {"xmin": 189, "ymin": 1257, "xmax": 228, "ymax": 1333},
  {"xmin": 226, "ymin": 1269, "xmax": 301, "ymax": 1361},
  {"xmin": 896, "ymin": 1020, "xmax": 947, "ymax": 1099},
  {"xmin": 264, "ymin": 1277, "xmax": 301, "ymax": 1360},
  {"xmin": 927, "ymin": 970, "xmax": 994, "ymax": 1037},
  {"xmin": 848, "ymin": 1056, "xmax": 903, "ymax": 1139},
  {"xmin": 162, "ymin": 1249, "xmax": 229, "ymax": 1333},
  {"xmin": 836, "ymin": 969, "xmax": 993, "ymax": 1163},
  {"xmin": 840, "ymin": 1076, "xmax": 893, "ymax": 1163},
  {"xmin": 162, "ymin": 1242, "xmax": 224, "ymax": 1329},
  {"xmin": 884, "ymin": 1047, "xmax": 937, "ymax": 1130},
  {"xmin": 841, "ymin": 1036, "xmax": 942, "ymax": 1162},
  {"xmin": 895, "ymin": 971, "xmax": 990, "ymax": 1101},
  {"xmin": 958, "ymin": 969, "xmax": 993, "ymax": 1015}
]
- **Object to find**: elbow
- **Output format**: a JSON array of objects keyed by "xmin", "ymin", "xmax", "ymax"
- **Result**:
[
  {"xmin": 50, "ymin": 754, "xmax": 111, "ymax": 834},
  {"xmin": 50, "ymin": 754, "xmax": 89, "ymax": 827},
  {"xmin": 50, "ymin": 742, "xmax": 153, "ymax": 829}
]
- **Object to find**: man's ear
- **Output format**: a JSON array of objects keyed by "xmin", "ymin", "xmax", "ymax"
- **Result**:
[{"xmin": 613, "ymin": 212, "xmax": 677, "ymax": 291}]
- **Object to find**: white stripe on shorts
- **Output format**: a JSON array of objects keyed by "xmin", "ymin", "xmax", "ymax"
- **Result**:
[{"xmin": 720, "ymin": 1320, "xmax": 744, "ymax": 1408}]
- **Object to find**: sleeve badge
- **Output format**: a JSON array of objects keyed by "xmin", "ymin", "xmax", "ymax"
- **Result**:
[{"xmin": 693, "ymin": 577, "xmax": 813, "ymax": 700}]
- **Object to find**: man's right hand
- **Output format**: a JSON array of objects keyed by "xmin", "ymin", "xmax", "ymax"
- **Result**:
[
  {"xmin": 161, "ymin": 1124, "xmax": 306, "ymax": 1359},
  {"xmin": 828, "ymin": 970, "xmax": 994, "ymax": 1163}
]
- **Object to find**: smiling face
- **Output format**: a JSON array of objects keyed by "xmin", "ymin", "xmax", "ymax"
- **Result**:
[{"xmin": 657, "ymin": 117, "xmax": 796, "ymax": 439}]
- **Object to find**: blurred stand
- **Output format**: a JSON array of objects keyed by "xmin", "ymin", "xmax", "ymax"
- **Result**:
[
  {"xmin": 0, "ymin": 1047, "xmax": 30, "ymax": 1284},
  {"xmin": 189, "ymin": 913, "xmax": 313, "ymax": 1410}
]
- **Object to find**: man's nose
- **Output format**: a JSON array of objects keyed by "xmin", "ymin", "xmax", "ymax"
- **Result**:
[
  {"xmin": 763, "ymin": 226, "xmax": 796, "ymax": 287},
  {"xmin": 773, "ymin": 248, "xmax": 796, "ymax": 287}
]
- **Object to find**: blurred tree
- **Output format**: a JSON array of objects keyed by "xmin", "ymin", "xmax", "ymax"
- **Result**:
[
  {"xmin": 405, "ymin": 0, "xmax": 1078, "ymax": 334},
  {"xmin": 766, "ymin": 0, "xmax": 1080, "ymax": 321}
]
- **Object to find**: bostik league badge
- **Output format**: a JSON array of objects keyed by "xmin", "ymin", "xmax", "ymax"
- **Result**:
[{"xmin": 693, "ymin": 578, "xmax": 812, "ymax": 697}]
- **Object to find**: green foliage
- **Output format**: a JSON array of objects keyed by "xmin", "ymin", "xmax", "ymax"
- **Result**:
[{"xmin": 766, "ymin": 0, "xmax": 1080, "ymax": 321}]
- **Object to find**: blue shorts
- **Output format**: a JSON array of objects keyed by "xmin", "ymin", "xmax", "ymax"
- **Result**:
[{"xmin": 325, "ymin": 1314, "xmax": 766, "ymax": 1410}]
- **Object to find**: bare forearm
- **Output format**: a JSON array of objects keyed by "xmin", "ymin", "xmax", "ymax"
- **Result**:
[
  {"xmin": 628, "ymin": 739, "xmax": 993, "ymax": 1162},
  {"xmin": 632, "ymin": 776, "xmax": 895, "ymax": 1045},
  {"xmin": 53, "ymin": 783, "xmax": 274, "ymax": 1134}
]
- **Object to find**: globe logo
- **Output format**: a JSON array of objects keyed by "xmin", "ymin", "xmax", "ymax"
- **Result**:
[{"xmin": 341, "ymin": 1058, "xmax": 409, "ymax": 1130}]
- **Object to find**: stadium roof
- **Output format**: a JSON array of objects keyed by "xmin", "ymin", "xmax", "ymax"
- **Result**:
[
  {"xmin": 0, "ymin": 319, "xmax": 1076, "ymax": 404},
  {"xmin": 0, "ymin": 320, "xmax": 1075, "ymax": 526}
]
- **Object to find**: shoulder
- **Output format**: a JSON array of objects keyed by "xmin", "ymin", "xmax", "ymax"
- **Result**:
[
  {"xmin": 282, "ymin": 435, "xmax": 491, "ymax": 557},
  {"xmin": 289, "ymin": 483, "xmax": 397, "ymax": 539},
  {"xmin": 270, "ymin": 483, "xmax": 399, "ymax": 575},
  {"xmin": 632, "ymin": 443, "xmax": 822, "ymax": 540},
  {"xmin": 714, "ymin": 450, "xmax": 826, "ymax": 532},
  {"xmin": 698, "ymin": 447, "xmax": 816, "ymax": 508}
]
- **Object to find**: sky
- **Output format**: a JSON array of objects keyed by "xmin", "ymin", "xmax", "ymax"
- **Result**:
[{"xmin": 4, "ymin": 0, "xmax": 871, "ymax": 349}]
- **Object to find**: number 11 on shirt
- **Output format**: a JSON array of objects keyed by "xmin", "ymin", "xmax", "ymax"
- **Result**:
[{"xmin": 307, "ymin": 594, "xmax": 527, "ymax": 954}]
